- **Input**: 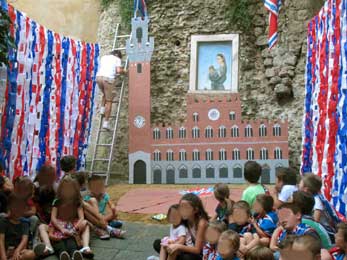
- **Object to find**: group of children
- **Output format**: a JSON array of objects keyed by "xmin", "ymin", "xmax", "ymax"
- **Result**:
[
  {"xmin": 151, "ymin": 161, "xmax": 347, "ymax": 260},
  {"xmin": 0, "ymin": 156, "xmax": 125, "ymax": 260}
]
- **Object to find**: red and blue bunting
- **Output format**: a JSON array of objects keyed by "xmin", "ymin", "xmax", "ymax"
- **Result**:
[
  {"xmin": 0, "ymin": 3, "xmax": 99, "ymax": 179},
  {"xmin": 301, "ymin": 0, "xmax": 347, "ymax": 217}
]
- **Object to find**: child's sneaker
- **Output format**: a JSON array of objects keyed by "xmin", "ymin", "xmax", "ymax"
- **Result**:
[
  {"xmin": 147, "ymin": 256, "xmax": 160, "ymax": 260},
  {"xmin": 72, "ymin": 250, "xmax": 83, "ymax": 260},
  {"xmin": 100, "ymin": 107, "xmax": 105, "ymax": 115},
  {"xmin": 60, "ymin": 251, "xmax": 71, "ymax": 260},
  {"xmin": 33, "ymin": 243, "xmax": 47, "ymax": 257},
  {"xmin": 102, "ymin": 121, "xmax": 110, "ymax": 130},
  {"xmin": 110, "ymin": 228, "xmax": 126, "ymax": 238},
  {"xmin": 95, "ymin": 226, "xmax": 110, "ymax": 240},
  {"xmin": 109, "ymin": 220, "xmax": 123, "ymax": 228}
]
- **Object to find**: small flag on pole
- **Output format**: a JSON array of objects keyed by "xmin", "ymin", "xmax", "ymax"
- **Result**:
[{"xmin": 264, "ymin": 0, "xmax": 282, "ymax": 49}]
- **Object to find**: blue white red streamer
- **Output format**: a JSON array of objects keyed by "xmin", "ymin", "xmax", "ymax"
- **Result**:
[
  {"xmin": 301, "ymin": 0, "xmax": 347, "ymax": 217},
  {"xmin": 263, "ymin": 0, "xmax": 282, "ymax": 49},
  {"xmin": 179, "ymin": 187, "xmax": 214, "ymax": 198},
  {"xmin": 0, "ymin": 3, "xmax": 99, "ymax": 179}
]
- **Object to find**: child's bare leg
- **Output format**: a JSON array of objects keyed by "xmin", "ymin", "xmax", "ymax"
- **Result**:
[
  {"xmin": 243, "ymin": 233, "xmax": 253, "ymax": 245},
  {"xmin": 83, "ymin": 200, "xmax": 99, "ymax": 217},
  {"xmin": 159, "ymin": 246, "xmax": 167, "ymax": 260},
  {"xmin": 81, "ymin": 224, "xmax": 90, "ymax": 248},
  {"xmin": 19, "ymin": 249, "xmax": 36, "ymax": 260},
  {"xmin": 84, "ymin": 207, "xmax": 107, "ymax": 229},
  {"xmin": 103, "ymin": 212, "xmax": 115, "ymax": 223},
  {"xmin": 38, "ymin": 224, "xmax": 53, "ymax": 250}
]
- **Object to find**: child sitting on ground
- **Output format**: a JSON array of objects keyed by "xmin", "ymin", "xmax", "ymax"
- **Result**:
[
  {"xmin": 244, "ymin": 246, "xmax": 274, "ymax": 260},
  {"xmin": 217, "ymin": 230, "xmax": 240, "ymax": 260},
  {"xmin": 241, "ymin": 161, "xmax": 267, "ymax": 208},
  {"xmin": 0, "ymin": 174, "xmax": 13, "ymax": 215},
  {"xmin": 49, "ymin": 176, "xmax": 93, "ymax": 260},
  {"xmin": 270, "ymin": 203, "xmax": 320, "ymax": 254},
  {"xmin": 299, "ymin": 173, "xmax": 339, "ymax": 241},
  {"xmin": 212, "ymin": 183, "xmax": 234, "ymax": 223},
  {"xmin": 0, "ymin": 194, "xmax": 46, "ymax": 260},
  {"xmin": 60, "ymin": 156, "xmax": 77, "ymax": 177},
  {"xmin": 83, "ymin": 175, "xmax": 125, "ymax": 239},
  {"xmin": 228, "ymin": 201, "xmax": 257, "ymax": 256},
  {"xmin": 159, "ymin": 204, "xmax": 186, "ymax": 260},
  {"xmin": 274, "ymin": 167, "xmax": 298, "ymax": 208},
  {"xmin": 330, "ymin": 222, "xmax": 347, "ymax": 260},
  {"xmin": 251, "ymin": 194, "xmax": 278, "ymax": 247},
  {"xmin": 14, "ymin": 177, "xmax": 39, "ymax": 247},
  {"xmin": 279, "ymin": 235, "xmax": 322, "ymax": 260},
  {"xmin": 203, "ymin": 220, "xmax": 227, "ymax": 260}
]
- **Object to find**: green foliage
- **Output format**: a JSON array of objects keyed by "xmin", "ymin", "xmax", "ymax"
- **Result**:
[
  {"xmin": 101, "ymin": 0, "xmax": 132, "ymax": 29},
  {"xmin": 0, "ymin": 7, "xmax": 15, "ymax": 66},
  {"xmin": 226, "ymin": 0, "xmax": 252, "ymax": 31}
]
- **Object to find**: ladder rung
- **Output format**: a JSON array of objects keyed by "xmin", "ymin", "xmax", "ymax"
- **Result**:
[
  {"xmin": 96, "ymin": 144, "xmax": 112, "ymax": 147},
  {"xmin": 117, "ymin": 35, "xmax": 131, "ymax": 38},
  {"xmin": 93, "ymin": 159, "xmax": 110, "ymax": 162},
  {"xmin": 92, "ymin": 172, "xmax": 108, "ymax": 175},
  {"xmin": 114, "ymin": 47, "xmax": 126, "ymax": 51}
]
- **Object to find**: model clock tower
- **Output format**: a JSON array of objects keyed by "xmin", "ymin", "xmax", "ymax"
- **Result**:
[{"xmin": 126, "ymin": 16, "xmax": 154, "ymax": 184}]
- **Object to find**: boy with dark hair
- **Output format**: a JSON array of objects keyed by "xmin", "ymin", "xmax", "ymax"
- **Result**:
[
  {"xmin": 330, "ymin": 222, "xmax": 347, "ymax": 259},
  {"xmin": 270, "ymin": 203, "xmax": 320, "ymax": 253},
  {"xmin": 299, "ymin": 173, "xmax": 339, "ymax": 240},
  {"xmin": 280, "ymin": 235, "xmax": 322, "ymax": 260},
  {"xmin": 0, "ymin": 194, "xmax": 45, "ymax": 260},
  {"xmin": 60, "ymin": 155, "xmax": 77, "ymax": 175},
  {"xmin": 274, "ymin": 167, "xmax": 298, "ymax": 208},
  {"xmin": 292, "ymin": 191, "xmax": 332, "ymax": 249},
  {"xmin": 241, "ymin": 161, "xmax": 266, "ymax": 207}
]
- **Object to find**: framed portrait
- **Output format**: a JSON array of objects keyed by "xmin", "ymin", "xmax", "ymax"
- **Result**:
[{"xmin": 189, "ymin": 34, "xmax": 239, "ymax": 93}]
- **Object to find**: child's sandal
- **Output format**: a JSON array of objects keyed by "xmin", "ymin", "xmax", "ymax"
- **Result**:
[
  {"xmin": 80, "ymin": 247, "xmax": 94, "ymax": 259},
  {"xmin": 110, "ymin": 228, "xmax": 126, "ymax": 239}
]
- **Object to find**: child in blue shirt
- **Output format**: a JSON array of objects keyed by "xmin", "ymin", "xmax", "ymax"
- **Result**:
[{"xmin": 252, "ymin": 194, "xmax": 278, "ymax": 246}]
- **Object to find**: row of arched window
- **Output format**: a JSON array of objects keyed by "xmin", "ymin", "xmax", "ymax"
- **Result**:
[
  {"xmin": 153, "ymin": 147, "xmax": 283, "ymax": 161},
  {"xmin": 153, "ymin": 124, "xmax": 282, "ymax": 140}
]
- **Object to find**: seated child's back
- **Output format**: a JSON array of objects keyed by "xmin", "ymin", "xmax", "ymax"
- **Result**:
[{"xmin": 241, "ymin": 161, "xmax": 266, "ymax": 207}]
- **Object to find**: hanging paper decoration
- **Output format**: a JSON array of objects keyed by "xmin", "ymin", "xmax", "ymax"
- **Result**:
[
  {"xmin": 263, "ymin": 0, "xmax": 282, "ymax": 49},
  {"xmin": 301, "ymin": 0, "xmax": 347, "ymax": 216},
  {"xmin": 0, "ymin": 3, "xmax": 99, "ymax": 180}
]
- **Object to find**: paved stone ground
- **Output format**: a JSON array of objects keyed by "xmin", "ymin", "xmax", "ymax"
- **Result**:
[{"xmin": 46, "ymin": 222, "xmax": 167, "ymax": 260}]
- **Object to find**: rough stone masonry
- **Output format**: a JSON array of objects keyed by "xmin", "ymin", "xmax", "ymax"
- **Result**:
[{"xmin": 92, "ymin": 0, "xmax": 325, "ymax": 182}]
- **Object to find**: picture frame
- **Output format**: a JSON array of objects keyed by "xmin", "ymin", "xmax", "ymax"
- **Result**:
[{"xmin": 189, "ymin": 34, "xmax": 239, "ymax": 93}]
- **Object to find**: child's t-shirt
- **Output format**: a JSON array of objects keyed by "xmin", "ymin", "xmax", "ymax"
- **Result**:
[
  {"xmin": 215, "ymin": 203, "xmax": 228, "ymax": 222},
  {"xmin": 216, "ymin": 255, "xmax": 240, "ymax": 260},
  {"xmin": 229, "ymin": 222, "xmax": 255, "ymax": 236},
  {"xmin": 255, "ymin": 211, "xmax": 278, "ymax": 237},
  {"xmin": 277, "ymin": 223, "xmax": 320, "ymax": 245},
  {"xmin": 0, "ymin": 217, "xmax": 29, "ymax": 250},
  {"xmin": 241, "ymin": 184, "xmax": 265, "ymax": 207},
  {"xmin": 169, "ymin": 224, "xmax": 186, "ymax": 241},
  {"xmin": 84, "ymin": 193, "xmax": 110, "ymax": 215},
  {"xmin": 313, "ymin": 194, "xmax": 332, "ymax": 228},
  {"xmin": 278, "ymin": 185, "xmax": 297, "ymax": 203}
]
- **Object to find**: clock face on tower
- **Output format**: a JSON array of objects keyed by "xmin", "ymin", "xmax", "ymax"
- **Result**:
[
  {"xmin": 134, "ymin": 115, "xmax": 146, "ymax": 128},
  {"xmin": 208, "ymin": 108, "xmax": 220, "ymax": 121}
]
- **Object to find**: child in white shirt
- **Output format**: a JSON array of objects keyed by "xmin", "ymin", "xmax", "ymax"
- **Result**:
[
  {"xmin": 274, "ymin": 167, "xmax": 298, "ymax": 208},
  {"xmin": 160, "ymin": 204, "xmax": 186, "ymax": 260}
]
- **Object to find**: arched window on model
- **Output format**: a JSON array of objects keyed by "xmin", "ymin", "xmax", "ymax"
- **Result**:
[
  {"xmin": 260, "ymin": 147, "xmax": 268, "ymax": 160},
  {"xmin": 233, "ymin": 164, "xmax": 243, "ymax": 178},
  {"xmin": 231, "ymin": 125, "xmax": 239, "ymax": 137},
  {"xmin": 206, "ymin": 164, "xmax": 215, "ymax": 178},
  {"xmin": 205, "ymin": 149, "xmax": 213, "ymax": 160},
  {"xmin": 179, "ymin": 127, "xmax": 186, "ymax": 139},
  {"xmin": 166, "ymin": 127, "xmax": 174, "ymax": 139},
  {"xmin": 246, "ymin": 148, "xmax": 255, "ymax": 160},
  {"xmin": 245, "ymin": 124, "xmax": 253, "ymax": 137},
  {"xmin": 259, "ymin": 124, "xmax": 267, "ymax": 137},
  {"xmin": 273, "ymin": 124, "xmax": 281, "ymax": 137},
  {"xmin": 274, "ymin": 147, "xmax": 283, "ymax": 159},
  {"xmin": 154, "ymin": 150, "xmax": 161, "ymax": 161},
  {"xmin": 232, "ymin": 148, "xmax": 240, "ymax": 160},
  {"xmin": 192, "ymin": 149, "xmax": 200, "ymax": 161},
  {"xmin": 166, "ymin": 150, "xmax": 174, "ymax": 161},
  {"xmin": 179, "ymin": 149, "xmax": 187, "ymax": 161},
  {"xmin": 192, "ymin": 127, "xmax": 200, "ymax": 138},
  {"xmin": 153, "ymin": 128, "xmax": 161, "ymax": 140},
  {"xmin": 192, "ymin": 164, "xmax": 201, "ymax": 178},
  {"xmin": 229, "ymin": 111, "xmax": 236, "ymax": 121},
  {"xmin": 219, "ymin": 149, "xmax": 227, "ymax": 161},
  {"xmin": 205, "ymin": 126, "xmax": 213, "ymax": 138},
  {"xmin": 218, "ymin": 126, "xmax": 226, "ymax": 138},
  {"xmin": 179, "ymin": 165, "xmax": 188, "ymax": 178},
  {"xmin": 193, "ymin": 112, "xmax": 199, "ymax": 123},
  {"xmin": 219, "ymin": 164, "xmax": 228, "ymax": 178}
]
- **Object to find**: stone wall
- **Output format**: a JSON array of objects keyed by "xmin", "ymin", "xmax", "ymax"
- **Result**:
[{"xmin": 95, "ymin": 0, "xmax": 325, "ymax": 182}]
